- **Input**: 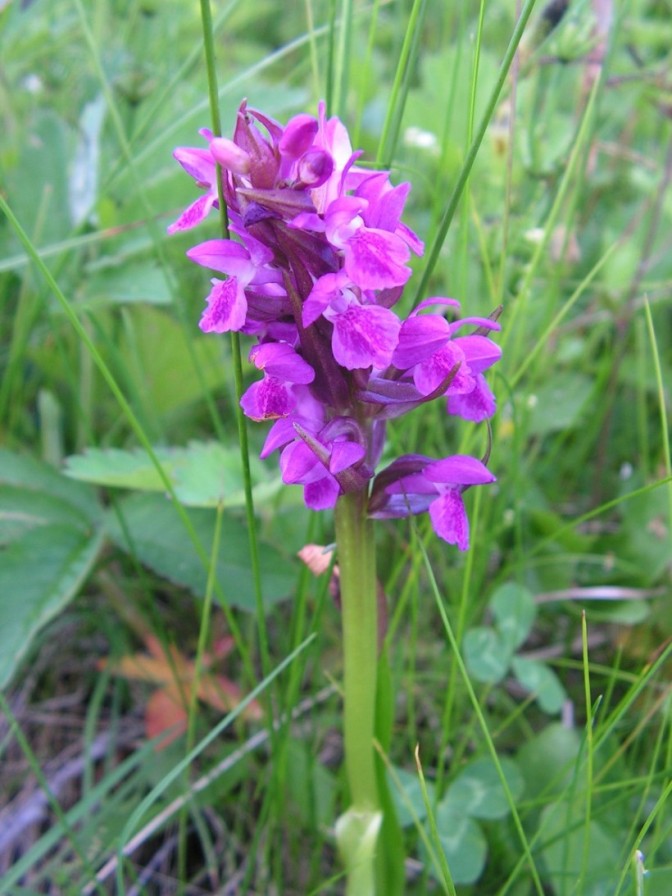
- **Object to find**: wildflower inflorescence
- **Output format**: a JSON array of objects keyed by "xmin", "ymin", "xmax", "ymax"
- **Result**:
[{"xmin": 169, "ymin": 101, "xmax": 500, "ymax": 550}]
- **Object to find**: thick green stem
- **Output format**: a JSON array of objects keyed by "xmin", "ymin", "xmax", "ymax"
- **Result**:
[{"xmin": 334, "ymin": 489, "xmax": 380, "ymax": 894}]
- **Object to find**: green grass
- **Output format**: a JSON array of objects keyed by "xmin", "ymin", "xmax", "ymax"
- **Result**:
[{"xmin": 1, "ymin": 0, "xmax": 671, "ymax": 893}]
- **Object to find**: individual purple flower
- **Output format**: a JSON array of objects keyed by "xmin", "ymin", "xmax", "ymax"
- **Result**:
[
  {"xmin": 369, "ymin": 454, "xmax": 496, "ymax": 550},
  {"xmin": 392, "ymin": 301, "xmax": 501, "ymax": 422},
  {"xmin": 187, "ymin": 238, "xmax": 282, "ymax": 334},
  {"xmin": 240, "ymin": 342, "xmax": 315, "ymax": 422},
  {"xmin": 280, "ymin": 418, "xmax": 370, "ymax": 510}
]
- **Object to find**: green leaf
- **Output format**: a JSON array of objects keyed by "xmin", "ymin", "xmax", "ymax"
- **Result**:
[
  {"xmin": 105, "ymin": 493, "xmax": 295, "ymax": 611},
  {"xmin": 463, "ymin": 627, "xmax": 512, "ymax": 683},
  {"xmin": 0, "ymin": 525, "xmax": 104, "ymax": 688},
  {"xmin": 517, "ymin": 723, "xmax": 581, "ymax": 800},
  {"xmin": 84, "ymin": 261, "xmax": 172, "ymax": 307},
  {"xmin": 65, "ymin": 447, "xmax": 167, "ymax": 492},
  {"xmin": 389, "ymin": 767, "xmax": 435, "ymax": 829},
  {"xmin": 511, "ymin": 656, "xmax": 567, "ymax": 714},
  {"xmin": 538, "ymin": 800, "xmax": 619, "ymax": 896},
  {"xmin": 443, "ymin": 757, "xmax": 524, "ymax": 820},
  {"xmin": 428, "ymin": 804, "xmax": 487, "ymax": 885},
  {"xmin": 525, "ymin": 373, "xmax": 594, "ymax": 437},
  {"xmin": 0, "ymin": 449, "xmax": 101, "ymax": 525},
  {"xmin": 614, "ymin": 485, "xmax": 670, "ymax": 584},
  {"xmin": 65, "ymin": 442, "xmax": 281, "ymax": 508},
  {"xmin": 490, "ymin": 582, "xmax": 536, "ymax": 651},
  {"xmin": 0, "ymin": 485, "xmax": 96, "ymax": 544},
  {"xmin": 5, "ymin": 111, "xmax": 72, "ymax": 247}
]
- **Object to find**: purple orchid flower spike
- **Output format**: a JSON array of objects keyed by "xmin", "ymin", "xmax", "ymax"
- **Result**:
[{"xmin": 169, "ymin": 99, "xmax": 501, "ymax": 545}]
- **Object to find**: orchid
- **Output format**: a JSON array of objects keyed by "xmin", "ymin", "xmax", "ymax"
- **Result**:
[
  {"xmin": 169, "ymin": 99, "xmax": 500, "ymax": 549},
  {"xmin": 169, "ymin": 99, "xmax": 501, "ymax": 896}
]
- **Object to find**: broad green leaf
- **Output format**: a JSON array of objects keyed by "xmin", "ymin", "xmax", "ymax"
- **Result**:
[
  {"xmin": 0, "ymin": 449, "xmax": 101, "ymax": 525},
  {"xmin": 170, "ymin": 442, "xmax": 281, "ymax": 508},
  {"xmin": 490, "ymin": 582, "xmax": 536, "ymax": 651},
  {"xmin": 84, "ymin": 261, "xmax": 172, "ymax": 307},
  {"xmin": 0, "ymin": 525, "xmax": 104, "ymax": 688},
  {"xmin": 525, "ymin": 373, "xmax": 593, "ymax": 437},
  {"xmin": 511, "ymin": 656, "xmax": 567, "ymax": 714},
  {"xmin": 517, "ymin": 723, "xmax": 581, "ymax": 800},
  {"xmin": 0, "ymin": 485, "xmax": 96, "ymax": 545},
  {"xmin": 429, "ymin": 804, "xmax": 487, "ymax": 886},
  {"xmin": 389, "ymin": 767, "xmax": 435, "ymax": 829},
  {"xmin": 105, "ymin": 493, "xmax": 295, "ymax": 611},
  {"xmin": 115, "ymin": 306, "xmax": 226, "ymax": 415},
  {"xmin": 463, "ymin": 626, "xmax": 512, "ymax": 683},
  {"xmin": 65, "ymin": 442, "xmax": 281, "ymax": 508},
  {"xmin": 538, "ymin": 800, "xmax": 619, "ymax": 896},
  {"xmin": 442, "ymin": 757, "xmax": 524, "ymax": 820},
  {"xmin": 65, "ymin": 447, "xmax": 167, "ymax": 492},
  {"xmin": 5, "ymin": 111, "xmax": 72, "ymax": 247},
  {"xmin": 614, "ymin": 485, "xmax": 670, "ymax": 584}
]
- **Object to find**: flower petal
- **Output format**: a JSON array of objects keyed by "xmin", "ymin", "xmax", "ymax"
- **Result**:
[
  {"xmin": 329, "ymin": 303, "xmax": 401, "ymax": 370},
  {"xmin": 452, "ymin": 335, "xmax": 502, "ymax": 373},
  {"xmin": 344, "ymin": 228, "xmax": 411, "ymax": 289},
  {"xmin": 173, "ymin": 146, "xmax": 216, "ymax": 184},
  {"xmin": 199, "ymin": 277, "xmax": 247, "ymax": 332},
  {"xmin": 249, "ymin": 342, "xmax": 315, "ymax": 384},
  {"xmin": 392, "ymin": 315, "xmax": 452, "ymax": 369},
  {"xmin": 446, "ymin": 375, "xmax": 496, "ymax": 422},
  {"xmin": 304, "ymin": 475, "xmax": 341, "ymax": 510},
  {"xmin": 414, "ymin": 343, "xmax": 472, "ymax": 396},
  {"xmin": 240, "ymin": 377, "xmax": 295, "ymax": 421},
  {"xmin": 424, "ymin": 455, "xmax": 496, "ymax": 486},
  {"xmin": 429, "ymin": 490, "xmax": 470, "ymax": 549},
  {"xmin": 187, "ymin": 239, "xmax": 255, "ymax": 279},
  {"xmin": 329, "ymin": 440, "xmax": 366, "ymax": 474},
  {"xmin": 167, "ymin": 193, "xmax": 216, "ymax": 234}
]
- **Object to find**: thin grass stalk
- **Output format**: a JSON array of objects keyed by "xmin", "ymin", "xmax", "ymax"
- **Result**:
[
  {"xmin": 0, "ymin": 692, "xmax": 107, "ymax": 896},
  {"xmin": 304, "ymin": 0, "xmax": 322, "ymax": 97},
  {"xmin": 503, "ymin": 71, "xmax": 603, "ymax": 363},
  {"xmin": 330, "ymin": 0, "xmax": 353, "ymax": 118},
  {"xmin": 113, "ymin": 635, "xmax": 315, "ymax": 891},
  {"xmin": 413, "ymin": 0, "xmax": 538, "ymax": 304},
  {"xmin": 455, "ymin": 0, "xmax": 486, "ymax": 301},
  {"xmin": 417, "ymin": 525, "xmax": 546, "ymax": 896},
  {"xmin": 414, "ymin": 744, "xmax": 456, "ymax": 894},
  {"xmin": 352, "ymin": 0, "xmax": 382, "ymax": 146},
  {"xmin": 198, "ymin": 0, "xmax": 272, "ymax": 700},
  {"xmin": 435, "ymin": 485, "xmax": 483, "ymax": 795},
  {"xmin": 614, "ymin": 781, "xmax": 672, "ymax": 895},
  {"xmin": 72, "ymin": 0, "xmax": 227, "ymax": 445},
  {"xmin": 375, "ymin": 0, "xmax": 428, "ymax": 168},
  {"xmin": 177, "ymin": 502, "xmax": 225, "ymax": 888},
  {"xmin": 643, "ymin": 298, "xmax": 672, "ymax": 523},
  {"xmin": 579, "ymin": 611, "xmax": 595, "ymax": 894}
]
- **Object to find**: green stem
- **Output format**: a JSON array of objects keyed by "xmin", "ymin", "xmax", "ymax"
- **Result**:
[{"xmin": 335, "ymin": 489, "xmax": 381, "ymax": 894}]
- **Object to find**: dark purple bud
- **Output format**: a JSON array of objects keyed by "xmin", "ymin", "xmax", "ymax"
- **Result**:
[{"xmin": 297, "ymin": 149, "xmax": 334, "ymax": 187}]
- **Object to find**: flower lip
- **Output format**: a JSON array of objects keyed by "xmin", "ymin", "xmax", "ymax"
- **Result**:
[{"xmin": 209, "ymin": 136, "xmax": 251, "ymax": 174}]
